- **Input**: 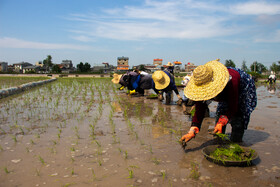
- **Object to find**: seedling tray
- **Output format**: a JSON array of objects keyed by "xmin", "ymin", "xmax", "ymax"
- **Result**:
[{"xmin": 202, "ymin": 145, "xmax": 258, "ymax": 167}]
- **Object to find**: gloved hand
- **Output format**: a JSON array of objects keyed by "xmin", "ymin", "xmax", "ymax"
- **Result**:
[
  {"xmin": 213, "ymin": 115, "xmax": 228, "ymax": 134},
  {"xmin": 158, "ymin": 94, "xmax": 163, "ymax": 101},
  {"xmin": 119, "ymin": 86, "xmax": 125, "ymax": 90},
  {"xmin": 129, "ymin": 90, "xmax": 136, "ymax": 95},
  {"xmin": 180, "ymin": 126, "xmax": 199, "ymax": 146},
  {"xmin": 176, "ymin": 95, "xmax": 183, "ymax": 106}
]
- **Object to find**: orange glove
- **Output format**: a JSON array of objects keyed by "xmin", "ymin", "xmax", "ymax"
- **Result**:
[
  {"xmin": 213, "ymin": 115, "xmax": 228, "ymax": 134},
  {"xmin": 180, "ymin": 126, "xmax": 199, "ymax": 143}
]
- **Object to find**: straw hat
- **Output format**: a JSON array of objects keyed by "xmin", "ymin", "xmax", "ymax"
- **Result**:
[
  {"xmin": 166, "ymin": 62, "xmax": 174, "ymax": 67},
  {"xmin": 111, "ymin": 73, "xmax": 122, "ymax": 84},
  {"xmin": 184, "ymin": 59, "xmax": 229, "ymax": 101},
  {"xmin": 152, "ymin": 71, "xmax": 170, "ymax": 90}
]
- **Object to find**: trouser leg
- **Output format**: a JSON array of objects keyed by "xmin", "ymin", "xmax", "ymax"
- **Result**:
[
  {"xmin": 230, "ymin": 116, "xmax": 245, "ymax": 142},
  {"xmin": 165, "ymin": 91, "xmax": 171, "ymax": 104}
]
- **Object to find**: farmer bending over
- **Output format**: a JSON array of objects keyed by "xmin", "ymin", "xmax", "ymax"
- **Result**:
[
  {"xmin": 152, "ymin": 70, "xmax": 182, "ymax": 104},
  {"xmin": 180, "ymin": 59, "xmax": 257, "ymax": 145}
]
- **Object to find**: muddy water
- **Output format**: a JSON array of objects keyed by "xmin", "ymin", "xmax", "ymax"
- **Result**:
[{"xmin": 0, "ymin": 78, "xmax": 279, "ymax": 187}]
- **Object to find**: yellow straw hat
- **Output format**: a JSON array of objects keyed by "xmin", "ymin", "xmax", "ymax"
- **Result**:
[
  {"xmin": 184, "ymin": 59, "xmax": 229, "ymax": 101},
  {"xmin": 111, "ymin": 73, "xmax": 122, "ymax": 84},
  {"xmin": 152, "ymin": 70, "xmax": 170, "ymax": 90},
  {"xmin": 166, "ymin": 62, "xmax": 174, "ymax": 67}
]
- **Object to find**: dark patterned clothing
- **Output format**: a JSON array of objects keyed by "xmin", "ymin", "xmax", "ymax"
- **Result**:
[{"xmin": 192, "ymin": 68, "xmax": 257, "ymax": 130}]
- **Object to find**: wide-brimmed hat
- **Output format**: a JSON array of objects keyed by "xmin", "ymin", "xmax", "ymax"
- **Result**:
[
  {"xmin": 111, "ymin": 73, "xmax": 122, "ymax": 84},
  {"xmin": 152, "ymin": 71, "xmax": 170, "ymax": 90},
  {"xmin": 184, "ymin": 59, "xmax": 229, "ymax": 101},
  {"xmin": 166, "ymin": 62, "xmax": 174, "ymax": 67}
]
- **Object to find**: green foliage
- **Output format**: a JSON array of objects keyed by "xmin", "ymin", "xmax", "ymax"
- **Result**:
[
  {"xmin": 43, "ymin": 55, "xmax": 53, "ymax": 70},
  {"xmin": 241, "ymin": 60, "xmax": 248, "ymax": 72},
  {"xmin": 270, "ymin": 62, "xmax": 280, "ymax": 74},
  {"xmin": 77, "ymin": 62, "xmax": 91, "ymax": 72},
  {"xmin": 52, "ymin": 64, "xmax": 62, "ymax": 73},
  {"xmin": 189, "ymin": 162, "xmax": 200, "ymax": 180},
  {"xmin": 250, "ymin": 61, "xmax": 267, "ymax": 73},
  {"xmin": 224, "ymin": 59, "xmax": 236, "ymax": 68}
]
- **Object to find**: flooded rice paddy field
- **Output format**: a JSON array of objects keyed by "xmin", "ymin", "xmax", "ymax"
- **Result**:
[
  {"xmin": 0, "ymin": 78, "xmax": 279, "ymax": 187},
  {"xmin": 0, "ymin": 76, "xmax": 50, "ymax": 89}
]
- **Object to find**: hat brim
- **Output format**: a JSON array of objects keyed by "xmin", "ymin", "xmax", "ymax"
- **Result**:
[
  {"xmin": 184, "ymin": 60, "xmax": 229, "ymax": 101},
  {"xmin": 111, "ymin": 74, "xmax": 122, "ymax": 84},
  {"xmin": 153, "ymin": 71, "xmax": 170, "ymax": 90}
]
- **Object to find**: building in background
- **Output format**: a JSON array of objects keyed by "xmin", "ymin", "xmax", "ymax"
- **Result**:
[
  {"xmin": 117, "ymin": 56, "xmax": 129, "ymax": 71},
  {"xmin": 153, "ymin": 58, "xmax": 163, "ymax": 66},
  {"xmin": 0, "ymin": 62, "xmax": 8, "ymax": 72},
  {"xmin": 61, "ymin": 60, "xmax": 73, "ymax": 69},
  {"xmin": 173, "ymin": 61, "xmax": 182, "ymax": 73},
  {"xmin": 185, "ymin": 62, "xmax": 197, "ymax": 73},
  {"xmin": 23, "ymin": 65, "xmax": 40, "ymax": 73},
  {"xmin": 35, "ymin": 61, "xmax": 44, "ymax": 67},
  {"xmin": 13, "ymin": 62, "xmax": 33, "ymax": 73},
  {"xmin": 92, "ymin": 62, "xmax": 115, "ymax": 73}
]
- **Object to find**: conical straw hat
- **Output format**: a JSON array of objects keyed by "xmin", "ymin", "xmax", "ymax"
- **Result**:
[
  {"xmin": 184, "ymin": 60, "xmax": 229, "ymax": 101},
  {"xmin": 152, "ymin": 71, "xmax": 170, "ymax": 90},
  {"xmin": 111, "ymin": 73, "xmax": 122, "ymax": 84}
]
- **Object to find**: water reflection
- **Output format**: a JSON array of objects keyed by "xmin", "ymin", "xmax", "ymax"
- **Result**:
[{"xmin": 267, "ymin": 84, "xmax": 276, "ymax": 94}]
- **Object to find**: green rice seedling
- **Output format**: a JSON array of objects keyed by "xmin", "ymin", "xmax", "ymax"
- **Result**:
[
  {"xmin": 152, "ymin": 157, "xmax": 160, "ymax": 165},
  {"xmin": 118, "ymin": 147, "xmax": 122, "ymax": 153},
  {"xmin": 35, "ymin": 168, "xmax": 40, "ymax": 176},
  {"xmin": 19, "ymin": 126, "xmax": 25, "ymax": 135},
  {"xmin": 160, "ymin": 170, "xmax": 166, "ymax": 180},
  {"xmin": 129, "ymin": 165, "xmax": 139, "ymax": 169},
  {"xmin": 57, "ymin": 133, "xmax": 61, "ymax": 139},
  {"xmin": 189, "ymin": 162, "xmax": 200, "ymax": 180},
  {"xmin": 124, "ymin": 150, "xmax": 128, "ymax": 159},
  {"xmin": 149, "ymin": 144, "xmax": 153, "ymax": 154},
  {"xmin": 30, "ymin": 139, "xmax": 35, "ymax": 145},
  {"xmin": 91, "ymin": 168, "xmax": 96, "ymax": 181},
  {"xmin": 38, "ymin": 156, "xmax": 45, "ymax": 165},
  {"xmin": 95, "ymin": 140, "xmax": 101, "ymax": 148},
  {"xmin": 50, "ymin": 147, "xmax": 56, "ymax": 154},
  {"xmin": 98, "ymin": 160, "xmax": 102, "ymax": 166},
  {"xmin": 68, "ymin": 156, "xmax": 74, "ymax": 162},
  {"xmin": 127, "ymin": 169, "xmax": 134, "ymax": 179},
  {"xmin": 4, "ymin": 167, "xmax": 10, "ymax": 174},
  {"xmin": 71, "ymin": 168, "xmax": 75, "ymax": 176},
  {"xmin": 11, "ymin": 135, "xmax": 17, "ymax": 143},
  {"xmin": 35, "ymin": 134, "xmax": 40, "ymax": 139},
  {"xmin": 52, "ymin": 140, "xmax": 57, "ymax": 145},
  {"xmin": 70, "ymin": 147, "xmax": 75, "ymax": 152}
]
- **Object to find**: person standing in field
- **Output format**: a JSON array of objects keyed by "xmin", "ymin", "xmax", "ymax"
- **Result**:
[{"xmin": 180, "ymin": 59, "xmax": 257, "ymax": 145}]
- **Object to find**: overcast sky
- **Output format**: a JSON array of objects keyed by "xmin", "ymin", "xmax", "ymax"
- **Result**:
[{"xmin": 0, "ymin": 0, "xmax": 280, "ymax": 68}]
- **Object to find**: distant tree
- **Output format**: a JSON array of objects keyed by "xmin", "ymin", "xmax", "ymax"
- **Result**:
[
  {"xmin": 43, "ymin": 55, "xmax": 53, "ymax": 72},
  {"xmin": 241, "ymin": 60, "xmax": 248, "ymax": 72},
  {"xmin": 139, "ymin": 65, "xmax": 146, "ymax": 71},
  {"xmin": 52, "ymin": 64, "xmax": 62, "ymax": 73},
  {"xmin": 77, "ymin": 62, "xmax": 91, "ymax": 72},
  {"xmin": 224, "ymin": 59, "xmax": 236, "ymax": 68},
  {"xmin": 270, "ymin": 62, "xmax": 280, "ymax": 74},
  {"xmin": 250, "ymin": 61, "xmax": 267, "ymax": 73},
  {"xmin": 77, "ymin": 62, "xmax": 84, "ymax": 72},
  {"xmin": 84, "ymin": 62, "xmax": 91, "ymax": 72}
]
